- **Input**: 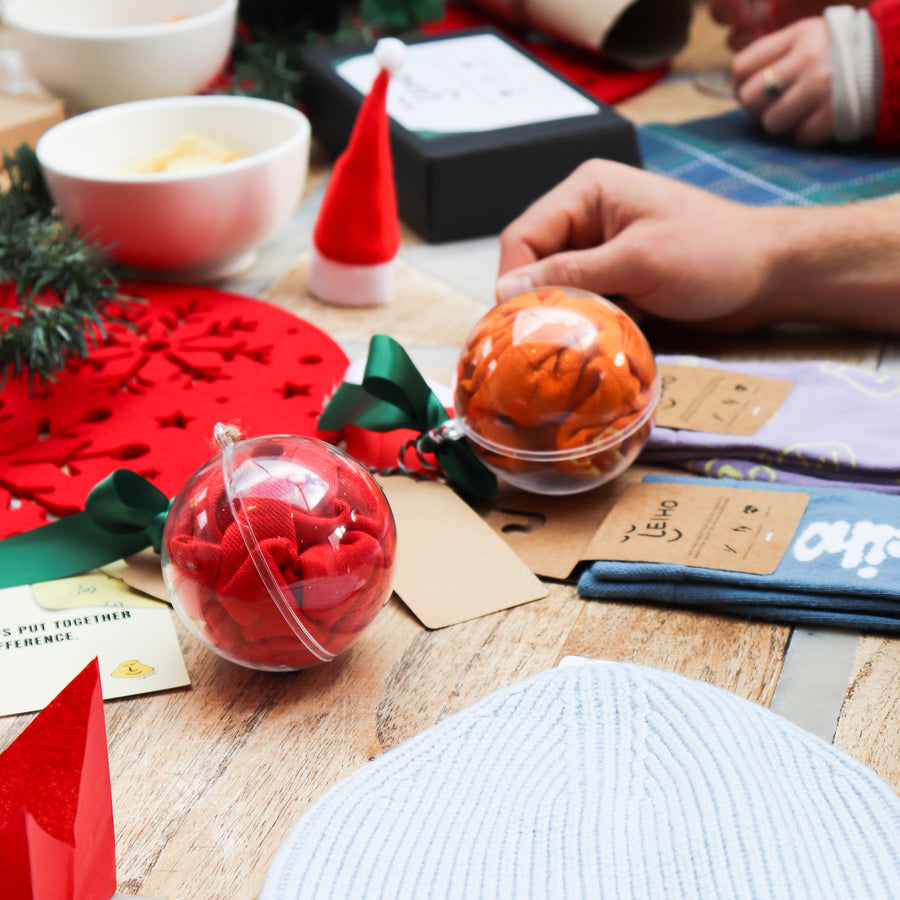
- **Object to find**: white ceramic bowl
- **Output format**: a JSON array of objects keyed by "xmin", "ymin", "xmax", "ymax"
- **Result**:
[
  {"xmin": 4, "ymin": 0, "xmax": 237, "ymax": 111},
  {"xmin": 36, "ymin": 95, "xmax": 311, "ymax": 281}
]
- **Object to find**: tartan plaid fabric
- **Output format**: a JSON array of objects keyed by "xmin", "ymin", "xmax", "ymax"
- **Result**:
[{"xmin": 638, "ymin": 110, "xmax": 900, "ymax": 205}]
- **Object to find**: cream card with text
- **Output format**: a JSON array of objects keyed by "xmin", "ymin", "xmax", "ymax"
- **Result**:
[{"xmin": 0, "ymin": 585, "xmax": 189, "ymax": 717}]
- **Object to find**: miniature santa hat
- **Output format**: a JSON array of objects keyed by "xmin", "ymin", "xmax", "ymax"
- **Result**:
[{"xmin": 309, "ymin": 37, "xmax": 406, "ymax": 307}]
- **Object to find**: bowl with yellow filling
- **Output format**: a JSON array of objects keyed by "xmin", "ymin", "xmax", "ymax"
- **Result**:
[
  {"xmin": 36, "ymin": 95, "xmax": 311, "ymax": 282},
  {"xmin": 4, "ymin": 0, "xmax": 237, "ymax": 112}
]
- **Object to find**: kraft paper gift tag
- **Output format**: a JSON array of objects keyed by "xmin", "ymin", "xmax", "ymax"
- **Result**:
[{"xmin": 377, "ymin": 476, "xmax": 547, "ymax": 629}]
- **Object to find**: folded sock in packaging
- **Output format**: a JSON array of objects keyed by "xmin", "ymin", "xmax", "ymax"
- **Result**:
[
  {"xmin": 642, "ymin": 357, "xmax": 900, "ymax": 493},
  {"xmin": 578, "ymin": 475, "xmax": 900, "ymax": 632}
]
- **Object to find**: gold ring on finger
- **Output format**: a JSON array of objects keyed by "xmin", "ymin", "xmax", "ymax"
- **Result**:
[{"xmin": 763, "ymin": 67, "xmax": 786, "ymax": 99}]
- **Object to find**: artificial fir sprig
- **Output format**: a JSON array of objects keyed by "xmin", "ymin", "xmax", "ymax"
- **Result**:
[
  {"xmin": 230, "ymin": 0, "xmax": 444, "ymax": 105},
  {"xmin": 0, "ymin": 144, "xmax": 133, "ymax": 388}
]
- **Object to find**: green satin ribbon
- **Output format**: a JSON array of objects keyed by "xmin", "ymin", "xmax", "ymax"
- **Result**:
[
  {"xmin": 319, "ymin": 334, "xmax": 496, "ymax": 504},
  {"xmin": 0, "ymin": 470, "xmax": 170, "ymax": 590}
]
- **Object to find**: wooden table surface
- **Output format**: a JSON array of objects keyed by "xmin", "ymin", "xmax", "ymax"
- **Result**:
[{"xmin": 3, "ymin": 7, "xmax": 900, "ymax": 899}]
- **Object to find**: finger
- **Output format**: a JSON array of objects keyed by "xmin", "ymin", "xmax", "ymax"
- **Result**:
[
  {"xmin": 761, "ymin": 79, "xmax": 827, "ymax": 135},
  {"xmin": 737, "ymin": 64, "xmax": 790, "ymax": 119},
  {"xmin": 732, "ymin": 28, "xmax": 797, "ymax": 86},
  {"xmin": 497, "ymin": 161, "xmax": 624, "ymax": 276},
  {"xmin": 737, "ymin": 49, "xmax": 808, "ymax": 119},
  {"xmin": 496, "ymin": 240, "xmax": 647, "ymax": 305},
  {"xmin": 793, "ymin": 102, "xmax": 834, "ymax": 145}
]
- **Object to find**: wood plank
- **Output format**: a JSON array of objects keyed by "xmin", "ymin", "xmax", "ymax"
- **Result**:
[
  {"xmin": 829, "ymin": 349, "xmax": 900, "ymax": 794},
  {"xmin": 263, "ymin": 253, "xmax": 487, "ymax": 349},
  {"xmin": 834, "ymin": 637, "xmax": 900, "ymax": 795},
  {"xmin": 4, "ymin": 7, "xmax": 899, "ymax": 897},
  {"xmin": 104, "ymin": 580, "xmax": 791, "ymax": 898},
  {"xmin": 112, "ymin": 587, "xmax": 587, "ymax": 898},
  {"xmin": 558, "ymin": 595, "xmax": 789, "ymax": 704},
  {"xmin": 108, "ymin": 600, "xmax": 418, "ymax": 896}
]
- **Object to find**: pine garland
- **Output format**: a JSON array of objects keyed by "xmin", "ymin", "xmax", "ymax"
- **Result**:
[
  {"xmin": 0, "ymin": 144, "xmax": 134, "ymax": 388},
  {"xmin": 229, "ymin": 0, "xmax": 445, "ymax": 105}
]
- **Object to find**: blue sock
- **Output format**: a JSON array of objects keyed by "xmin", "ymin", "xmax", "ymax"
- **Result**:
[{"xmin": 577, "ymin": 476, "xmax": 900, "ymax": 632}]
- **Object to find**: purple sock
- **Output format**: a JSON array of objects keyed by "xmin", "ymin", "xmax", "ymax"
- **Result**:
[{"xmin": 642, "ymin": 357, "xmax": 900, "ymax": 493}]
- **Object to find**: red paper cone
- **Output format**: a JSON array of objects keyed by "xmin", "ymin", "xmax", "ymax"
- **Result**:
[{"xmin": 0, "ymin": 659, "xmax": 116, "ymax": 900}]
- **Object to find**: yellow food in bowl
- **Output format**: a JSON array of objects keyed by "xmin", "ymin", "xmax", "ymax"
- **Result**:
[{"xmin": 124, "ymin": 133, "xmax": 243, "ymax": 173}]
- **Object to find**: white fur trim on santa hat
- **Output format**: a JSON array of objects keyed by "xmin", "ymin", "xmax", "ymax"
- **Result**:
[{"xmin": 308, "ymin": 245, "xmax": 395, "ymax": 307}]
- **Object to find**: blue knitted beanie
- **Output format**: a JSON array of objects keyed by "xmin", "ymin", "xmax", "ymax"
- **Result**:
[{"xmin": 262, "ymin": 661, "xmax": 900, "ymax": 899}]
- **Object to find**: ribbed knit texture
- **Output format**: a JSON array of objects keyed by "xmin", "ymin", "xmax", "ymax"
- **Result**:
[
  {"xmin": 869, "ymin": 0, "xmax": 900, "ymax": 147},
  {"xmin": 826, "ymin": 5, "xmax": 881, "ymax": 142},
  {"xmin": 261, "ymin": 663, "xmax": 900, "ymax": 900}
]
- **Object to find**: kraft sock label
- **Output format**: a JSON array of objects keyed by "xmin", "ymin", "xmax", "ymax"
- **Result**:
[
  {"xmin": 655, "ymin": 364, "xmax": 795, "ymax": 436},
  {"xmin": 586, "ymin": 482, "xmax": 809, "ymax": 575}
]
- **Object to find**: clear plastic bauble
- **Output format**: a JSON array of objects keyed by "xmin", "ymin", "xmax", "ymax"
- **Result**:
[
  {"xmin": 161, "ymin": 426, "xmax": 396, "ymax": 671},
  {"xmin": 455, "ymin": 286, "xmax": 660, "ymax": 495}
]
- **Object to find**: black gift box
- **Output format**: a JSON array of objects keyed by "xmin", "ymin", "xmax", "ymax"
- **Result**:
[{"xmin": 300, "ymin": 29, "xmax": 643, "ymax": 243}]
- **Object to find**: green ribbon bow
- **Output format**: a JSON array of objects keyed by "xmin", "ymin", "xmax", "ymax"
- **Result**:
[
  {"xmin": 319, "ymin": 334, "xmax": 496, "ymax": 504},
  {"xmin": 0, "ymin": 470, "xmax": 170, "ymax": 590}
]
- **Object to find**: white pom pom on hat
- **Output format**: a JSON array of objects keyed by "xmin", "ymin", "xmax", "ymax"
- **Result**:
[
  {"xmin": 309, "ymin": 39, "xmax": 405, "ymax": 308},
  {"xmin": 374, "ymin": 36, "xmax": 406, "ymax": 73},
  {"xmin": 262, "ymin": 661, "xmax": 900, "ymax": 899}
]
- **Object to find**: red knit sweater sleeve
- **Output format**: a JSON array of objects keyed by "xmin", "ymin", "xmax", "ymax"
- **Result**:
[{"xmin": 869, "ymin": 0, "xmax": 900, "ymax": 148}]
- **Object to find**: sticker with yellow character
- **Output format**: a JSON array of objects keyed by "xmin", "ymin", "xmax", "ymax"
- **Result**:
[{"xmin": 112, "ymin": 659, "xmax": 155, "ymax": 678}]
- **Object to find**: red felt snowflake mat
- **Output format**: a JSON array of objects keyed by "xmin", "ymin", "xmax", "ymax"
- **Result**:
[{"xmin": 0, "ymin": 283, "xmax": 349, "ymax": 540}]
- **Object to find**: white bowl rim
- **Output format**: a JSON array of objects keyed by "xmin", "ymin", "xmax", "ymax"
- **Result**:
[
  {"xmin": 35, "ymin": 95, "xmax": 311, "ymax": 183},
  {"xmin": 4, "ymin": 0, "xmax": 237, "ymax": 40}
]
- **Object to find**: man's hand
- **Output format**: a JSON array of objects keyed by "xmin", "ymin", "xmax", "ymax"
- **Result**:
[
  {"xmin": 732, "ymin": 18, "xmax": 835, "ymax": 145},
  {"xmin": 496, "ymin": 160, "xmax": 774, "ymax": 331}
]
